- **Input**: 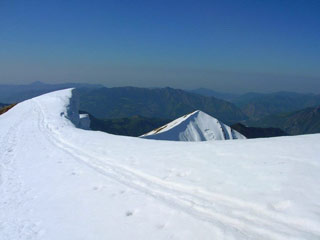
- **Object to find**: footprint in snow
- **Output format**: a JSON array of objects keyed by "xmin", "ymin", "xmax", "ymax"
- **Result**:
[{"xmin": 125, "ymin": 211, "xmax": 133, "ymax": 217}]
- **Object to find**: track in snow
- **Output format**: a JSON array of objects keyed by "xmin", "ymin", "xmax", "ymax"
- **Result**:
[
  {"xmin": 0, "ymin": 109, "xmax": 42, "ymax": 240},
  {"xmin": 31, "ymin": 98, "xmax": 320, "ymax": 240}
]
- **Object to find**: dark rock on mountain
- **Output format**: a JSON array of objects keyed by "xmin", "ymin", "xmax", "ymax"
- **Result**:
[{"xmin": 0, "ymin": 103, "xmax": 17, "ymax": 115}]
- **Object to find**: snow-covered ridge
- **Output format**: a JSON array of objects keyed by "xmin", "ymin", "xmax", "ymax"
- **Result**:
[
  {"xmin": 141, "ymin": 110, "xmax": 246, "ymax": 141},
  {"xmin": 32, "ymin": 88, "xmax": 90, "ymax": 130},
  {"xmin": 1, "ymin": 89, "xmax": 320, "ymax": 240}
]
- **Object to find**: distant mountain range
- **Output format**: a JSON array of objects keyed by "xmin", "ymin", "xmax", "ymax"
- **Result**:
[
  {"xmin": 0, "ymin": 83, "xmax": 246, "ymax": 124},
  {"xmin": 247, "ymin": 105, "xmax": 320, "ymax": 135},
  {"xmin": 191, "ymin": 88, "xmax": 320, "ymax": 120},
  {"xmin": 76, "ymin": 87, "xmax": 247, "ymax": 124},
  {"xmin": 188, "ymin": 88, "xmax": 239, "ymax": 101}
]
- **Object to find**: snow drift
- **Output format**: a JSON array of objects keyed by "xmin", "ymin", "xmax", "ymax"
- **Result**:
[
  {"xmin": 140, "ymin": 110, "xmax": 246, "ymax": 141},
  {"xmin": 0, "ymin": 89, "xmax": 320, "ymax": 240}
]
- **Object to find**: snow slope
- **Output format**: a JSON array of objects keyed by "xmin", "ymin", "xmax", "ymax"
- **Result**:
[
  {"xmin": 140, "ymin": 110, "xmax": 246, "ymax": 141},
  {"xmin": 0, "ymin": 89, "xmax": 320, "ymax": 240}
]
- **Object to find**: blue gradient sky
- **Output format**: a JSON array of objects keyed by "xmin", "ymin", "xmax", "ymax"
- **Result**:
[{"xmin": 1, "ymin": 0, "xmax": 319, "ymax": 93}]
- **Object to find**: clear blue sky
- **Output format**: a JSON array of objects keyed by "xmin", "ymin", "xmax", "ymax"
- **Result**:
[{"xmin": 1, "ymin": 0, "xmax": 319, "ymax": 93}]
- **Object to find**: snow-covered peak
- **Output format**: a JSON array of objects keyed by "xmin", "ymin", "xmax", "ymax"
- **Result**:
[{"xmin": 140, "ymin": 110, "xmax": 246, "ymax": 141}]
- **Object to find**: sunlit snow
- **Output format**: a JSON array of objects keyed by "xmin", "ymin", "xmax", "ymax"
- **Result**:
[
  {"xmin": 140, "ymin": 110, "xmax": 245, "ymax": 141},
  {"xmin": 0, "ymin": 89, "xmax": 319, "ymax": 240}
]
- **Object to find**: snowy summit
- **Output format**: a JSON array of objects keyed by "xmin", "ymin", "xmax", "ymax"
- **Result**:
[
  {"xmin": 140, "ymin": 110, "xmax": 246, "ymax": 141},
  {"xmin": 1, "ymin": 89, "xmax": 320, "ymax": 240}
]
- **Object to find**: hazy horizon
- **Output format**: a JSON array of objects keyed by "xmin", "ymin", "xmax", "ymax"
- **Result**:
[
  {"xmin": 1, "ymin": 1, "xmax": 319, "ymax": 94},
  {"xmin": 2, "ymin": 80, "xmax": 320, "ymax": 95}
]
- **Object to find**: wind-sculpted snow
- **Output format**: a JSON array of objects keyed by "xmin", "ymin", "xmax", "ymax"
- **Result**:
[
  {"xmin": 0, "ymin": 89, "xmax": 320, "ymax": 240},
  {"xmin": 141, "ymin": 110, "xmax": 246, "ymax": 141}
]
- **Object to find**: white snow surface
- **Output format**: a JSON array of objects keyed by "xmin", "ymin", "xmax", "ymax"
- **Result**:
[
  {"xmin": 140, "ymin": 110, "xmax": 246, "ymax": 141},
  {"xmin": 0, "ymin": 89, "xmax": 320, "ymax": 240}
]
